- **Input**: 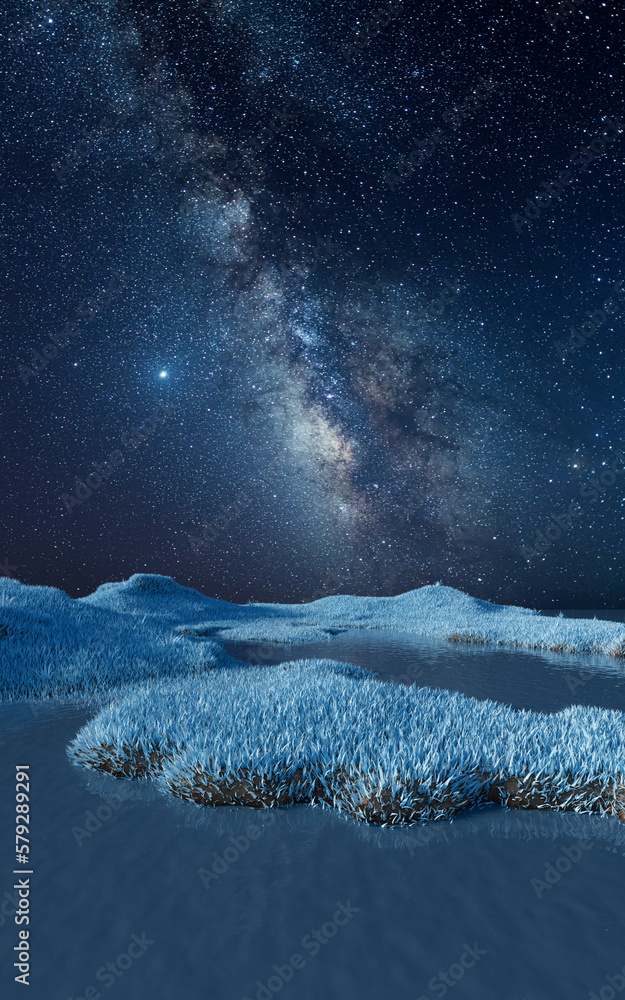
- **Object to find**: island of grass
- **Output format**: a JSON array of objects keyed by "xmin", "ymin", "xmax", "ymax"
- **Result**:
[{"xmin": 68, "ymin": 659, "xmax": 625, "ymax": 827}]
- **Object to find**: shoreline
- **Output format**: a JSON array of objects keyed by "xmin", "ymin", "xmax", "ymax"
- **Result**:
[{"xmin": 72, "ymin": 741, "xmax": 625, "ymax": 827}]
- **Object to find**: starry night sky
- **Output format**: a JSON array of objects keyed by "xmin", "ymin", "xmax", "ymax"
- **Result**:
[{"xmin": 1, "ymin": 0, "xmax": 625, "ymax": 607}]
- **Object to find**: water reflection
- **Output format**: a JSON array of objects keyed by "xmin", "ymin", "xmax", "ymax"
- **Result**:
[{"xmin": 220, "ymin": 624, "xmax": 625, "ymax": 714}]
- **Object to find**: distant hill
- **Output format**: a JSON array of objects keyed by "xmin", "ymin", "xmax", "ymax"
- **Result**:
[{"xmin": 1, "ymin": 573, "xmax": 624, "ymax": 702}]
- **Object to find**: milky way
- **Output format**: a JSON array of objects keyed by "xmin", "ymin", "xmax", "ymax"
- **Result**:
[{"xmin": 2, "ymin": 0, "xmax": 625, "ymax": 605}]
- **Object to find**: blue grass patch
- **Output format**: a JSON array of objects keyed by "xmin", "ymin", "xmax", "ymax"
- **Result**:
[
  {"xmin": 67, "ymin": 660, "xmax": 625, "ymax": 826},
  {"xmin": 0, "ymin": 577, "xmax": 240, "ymax": 703}
]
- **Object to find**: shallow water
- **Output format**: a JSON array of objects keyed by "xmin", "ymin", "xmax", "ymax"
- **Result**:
[
  {"xmin": 2, "ymin": 621, "xmax": 625, "ymax": 999},
  {"xmin": 221, "ymin": 623, "xmax": 625, "ymax": 713}
]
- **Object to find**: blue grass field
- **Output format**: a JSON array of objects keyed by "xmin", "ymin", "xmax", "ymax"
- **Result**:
[
  {"xmin": 2, "ymin": 572, "xmax": 625, "ymax": 704},
  {"xmin": 85, "ymin": 573, "xmax": 625, "ymax": 652}
]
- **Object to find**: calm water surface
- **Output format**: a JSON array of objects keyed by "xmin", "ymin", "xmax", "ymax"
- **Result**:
[{"xmin": 222, "ymin": 615, "xmax": 625, "ymax": 713}]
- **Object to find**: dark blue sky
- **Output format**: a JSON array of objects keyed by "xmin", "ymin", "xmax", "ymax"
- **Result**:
[{"xmin": 1, "ymin": 0, "xmax": 625, "ymax": 606}]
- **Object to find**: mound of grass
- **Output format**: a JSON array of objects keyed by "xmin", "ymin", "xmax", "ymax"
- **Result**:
[
  {"xmin": 0, "ymin": 578, "xmax": 240, "ymax": 703},
  {"xmin": 81, "ymin": 575, "xmax": 625, "ymax": 655}
]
